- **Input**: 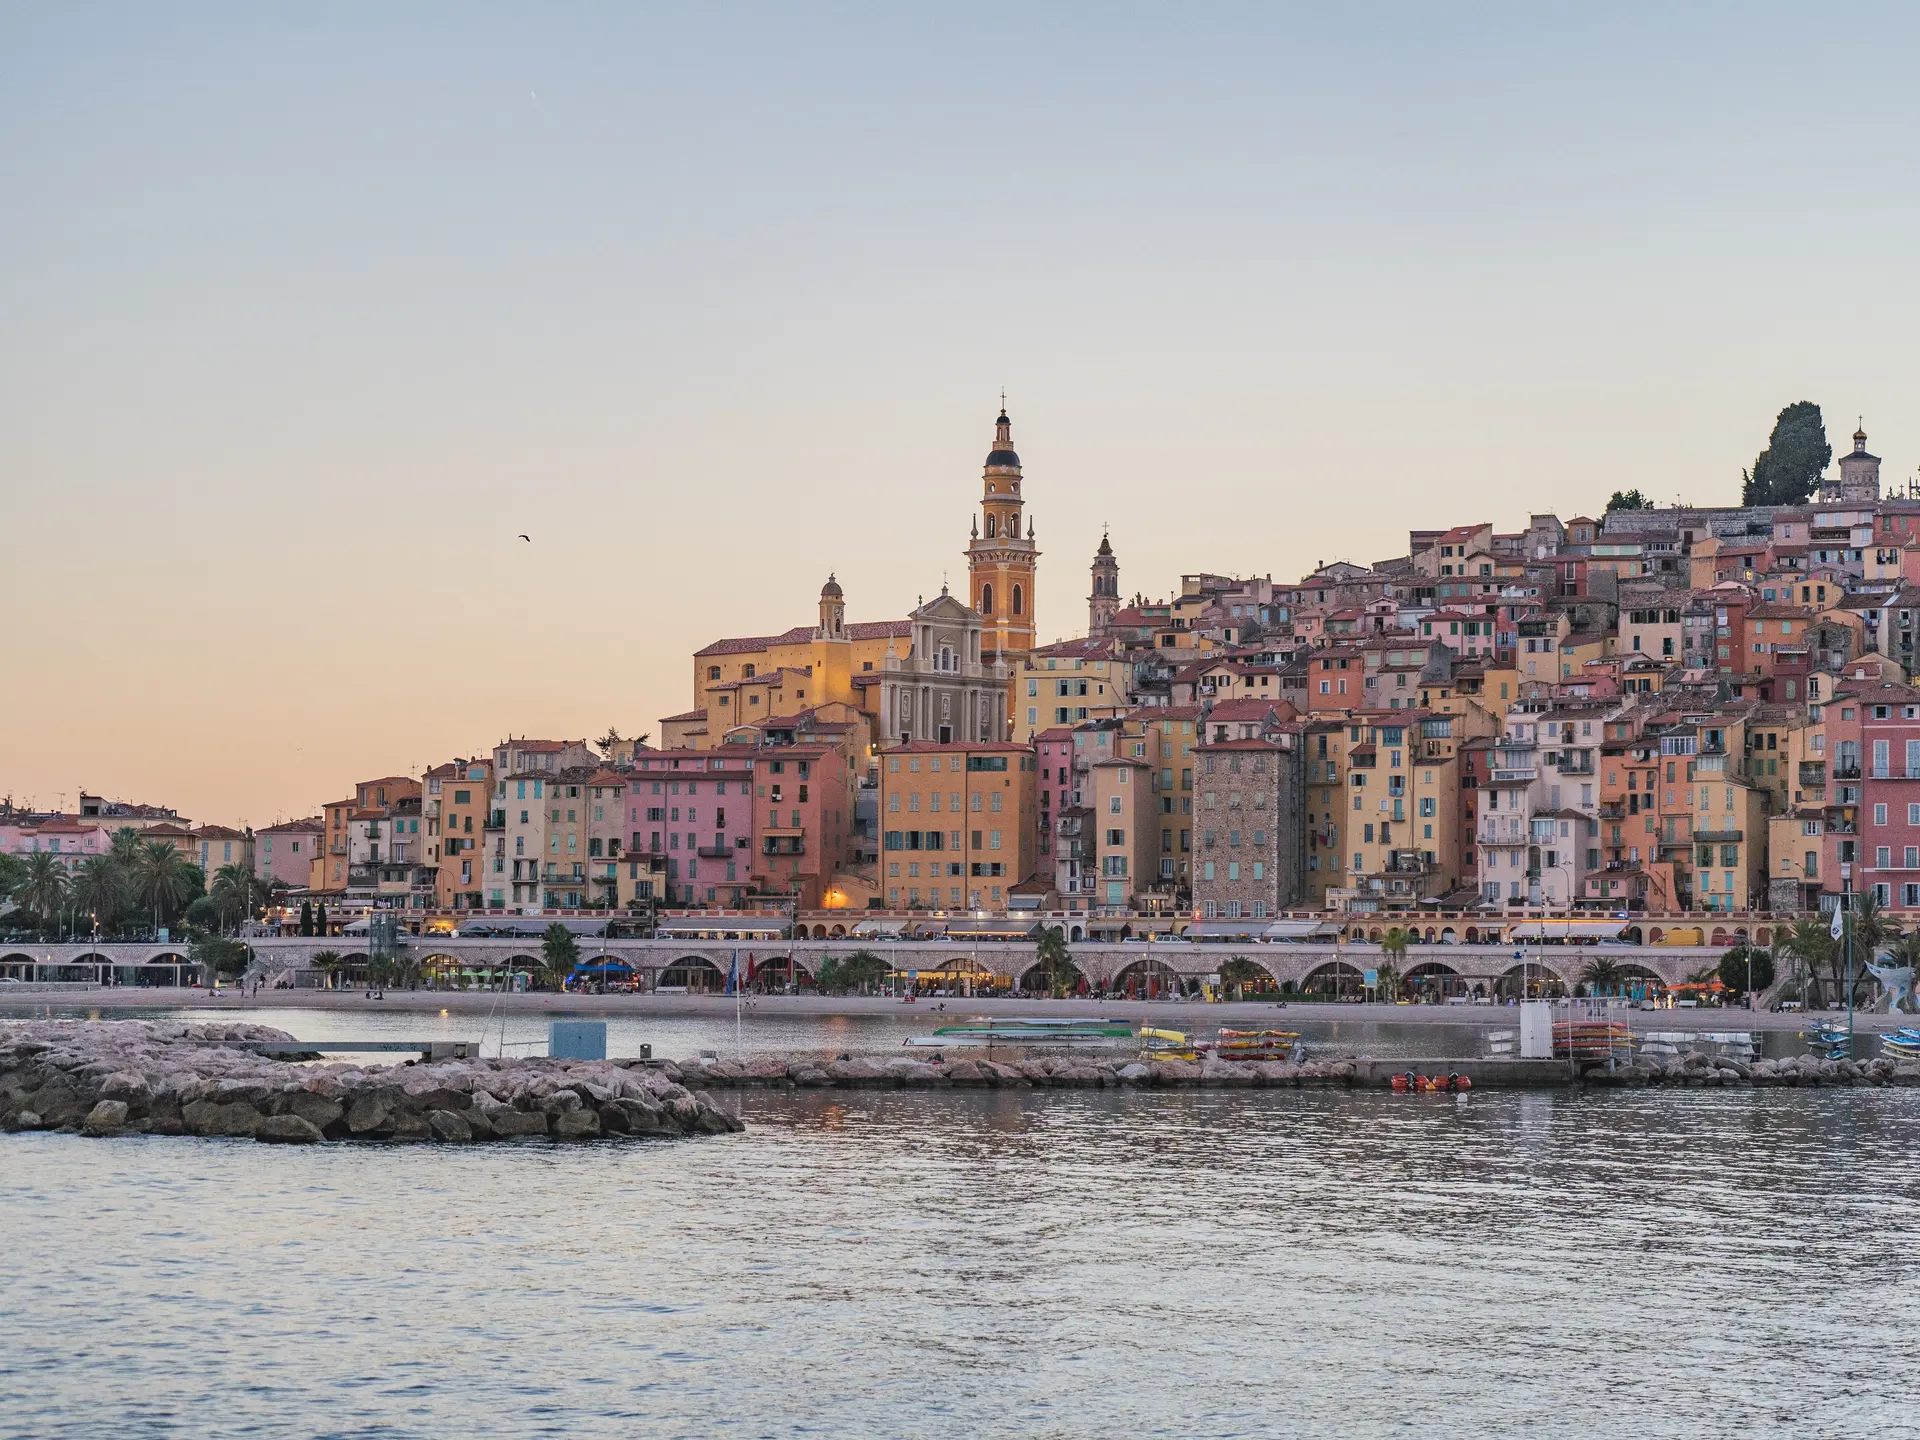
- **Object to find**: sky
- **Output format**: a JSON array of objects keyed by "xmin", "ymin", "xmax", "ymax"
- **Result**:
[{"xmin": 4, "ymin": 3, "xmax": 1919, "ymax": 827}]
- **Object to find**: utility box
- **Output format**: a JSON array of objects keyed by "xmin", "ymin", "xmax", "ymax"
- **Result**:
[
  {"xmin": 1518, "ymin": 1002, "xmax": 1554, "ymax": 1059},
  {"xmin": 549, "ymin": 1020, "xmax": 608, "ymax": 1061}
]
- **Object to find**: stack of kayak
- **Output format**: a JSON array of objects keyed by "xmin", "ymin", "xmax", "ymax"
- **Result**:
[
  {"xmin": 1138, "ymin": 1027, "xmax": 1199, "ymax": 1061},
  {"xmin": 1210, "ymin": 1028, "xmax": 1302, "ymax": 1063},
  {"xmin": 1553, "ymin": 1017, "xmax": 1635, "ymax": 1061},
  {"xmin": 1802, "ymin": 1020, "xmax": 1853, "ymax": 1061},
  {"xmin": 1880, "ymin": 1027, "xmax": 1920, "ymax": 1061}
]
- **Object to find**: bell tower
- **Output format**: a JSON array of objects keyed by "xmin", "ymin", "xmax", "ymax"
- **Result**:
[
  {"xmin": 965, "ymin": 403, "xmax": 1039, "ymax": 662},
  {"xmin": 1088, "ymin": 531, "xmax": 1119, "ymax": 637}
]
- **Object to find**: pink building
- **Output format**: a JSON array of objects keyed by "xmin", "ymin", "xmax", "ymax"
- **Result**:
[
  {"xmin": 0, "ymin": 819, "xmax": 113, "ymax": 870},
  {"xmin": 256, "ymin": 819, "xmax": 323, "ymax": 889},
  {"xmin": 628, "ymin": 745, "xmax": 761, "ymax": 906}
]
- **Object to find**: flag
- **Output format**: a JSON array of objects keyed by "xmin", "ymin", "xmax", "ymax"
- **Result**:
[
  {"xmin": 727, "ymin": 953, "xmax": 738, "ymax": 995},
  {"xmin": 1830, "ymin": 904, "xmax": 1846, "ymax": 941}
]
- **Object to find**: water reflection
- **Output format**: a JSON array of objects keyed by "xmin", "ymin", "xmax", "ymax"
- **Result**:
[{"xmin": 2, "ymin": 1087, "xmax": 1916, "ymax": 1437}]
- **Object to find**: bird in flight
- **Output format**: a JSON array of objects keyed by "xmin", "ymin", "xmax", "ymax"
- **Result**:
[{"xmin": 518, "ymin": 534, "xmax": 531, "ymax": 542}]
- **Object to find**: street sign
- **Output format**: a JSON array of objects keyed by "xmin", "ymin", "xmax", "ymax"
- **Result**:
[{"xmin": 1363, "ymin": 968, "xmax": 1379, "ymax": 987}]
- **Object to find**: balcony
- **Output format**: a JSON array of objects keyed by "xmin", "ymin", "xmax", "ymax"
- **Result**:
[
  {"xmin": 697, "ymin": 844, "xmax": 734, "ymax": 859},
  {"xmin": 1488, "ymin": 769, "xmax": 1538, "ymax": 785},
  {"xmin": 1597, "ymin": 803, "xmax": 1626, "ymax": 820},
  {"xmin": 1834, "ymin": 762, "xmax": 1862, "ymax": 780},
  {"xmin": 762, "ymin": 830, "xmax": 807, "ymax": 856},
  {"xmin": 1693, "ymin": 829, "xmax": 1744, "ymax": 843}
]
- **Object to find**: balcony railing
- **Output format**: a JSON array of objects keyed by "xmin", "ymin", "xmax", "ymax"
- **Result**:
[{"xmin": 697, "ymin": 845, "xmax": 734, "ymax": 859}]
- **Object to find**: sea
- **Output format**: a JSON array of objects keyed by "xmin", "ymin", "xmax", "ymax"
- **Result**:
[{"xmin": 2, "ymin": 1009, "xmax": 1916, "ymax": 1437}]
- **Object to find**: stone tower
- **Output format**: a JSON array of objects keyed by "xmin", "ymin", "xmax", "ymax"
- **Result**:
[
  {"xmin": 966, "ymin": 406, "xmax": 1039, "ymax": 661},
  {"xmin": 816, "ymin": 573, "xmax": 845, "ymax": 638},
  {"xmin": 1088, "ymin": 531, "xmax": 1120, "ymax": 637},
  {"xmin": 1832, "ymin": 423, "xmax": 1882, "ymax": 505}
]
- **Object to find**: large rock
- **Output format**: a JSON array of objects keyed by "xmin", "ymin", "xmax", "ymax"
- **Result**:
[
  {"xmin": 82, "ymin": 1100, "xmax": 130, "ymax": 1135},
  {"xmin": 616, "ymin": 1097, "xmax": 677, "ymax": 1136},
  {"xmin": 345, "ymin": 1092, "xmax": 395, "ymax": 1135},
  {"xmin": 551, "ymin": 1108, "xmax": 601, "ymax": 1139},
  {"xmin": 487, "ymin": 1109, "xmax": 551, "ymax": 1138},
  {"xmin": 182, "ymin": 1099, "xmax": 262, "ymax": 1138},
  {"xmin": 281, "ymin": 1091, "xmax": 345, "ymax": 1134},
  {"xmin": 427, "ymin": 1110, "xmax": 473, "ymax": 1143},
  {"xmin": 255, "ymin": 1114, "xmax": 324, "ymax": 1144}
]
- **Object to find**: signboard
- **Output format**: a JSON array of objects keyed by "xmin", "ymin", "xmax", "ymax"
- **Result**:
[{"xmin": 1363, "ymin": 968, "xmax": 1379, "ymax": 987}]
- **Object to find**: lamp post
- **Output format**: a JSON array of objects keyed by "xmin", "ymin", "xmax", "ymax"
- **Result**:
[{"xmin": 1842, "ymin": 861, "xmax": 1855, "ymax": 1053}]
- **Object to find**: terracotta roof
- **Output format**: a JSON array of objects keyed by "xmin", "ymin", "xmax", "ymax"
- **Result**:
[
  {"xmin": 584, "ymin": 768, "xmax": 629, "ymax": 786},
  {"xmin": 192, "ymin": 825, "xmax": 249, "ymax": 839},
  {"xmin": 882, "ymin": 741, "xmax": 1032, "ymax": 754},
  {"xmin": 659, "ymin": 709, "xmax": 709, "ymax": 723},
  {"xmin": 696, "ymin": 619, "xmax": 911, "ymax": 657}
]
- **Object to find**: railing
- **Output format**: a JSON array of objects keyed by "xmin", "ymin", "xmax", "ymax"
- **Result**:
[{"xmin": 697, "ymin": 845, "xmax": 733, "ymax": 859}]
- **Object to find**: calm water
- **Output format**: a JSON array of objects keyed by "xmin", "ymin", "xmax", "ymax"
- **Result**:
[
  {"xmin": 4, "ymin": 1086, "xmax": 1917, "ymax": 1438},
  {"xmin": 0, "ymin": 1003, "xmax": 1569, "ymax": 1062}
]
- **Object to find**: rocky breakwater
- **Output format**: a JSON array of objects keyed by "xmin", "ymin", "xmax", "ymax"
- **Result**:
[
  {"xmin": 1581, "ymin": 1050, "xmax": 1920, "ymax": 1089},
  {"xmin": 673, "ymin": 1053, "xmax": 1361, "ymax": 1090},
  {"xmin": 0, "ymin": 1020, "xmax": 744, "ymax": 1144}
]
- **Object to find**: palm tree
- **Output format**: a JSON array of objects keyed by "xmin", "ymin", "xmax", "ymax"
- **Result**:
[
  {"xmin": 1781, "ymin": 917, "xmax": 1834, "ymax": 1010},
  {"xmin": 71, "ymin": 854, "xmax": 129, "ymax": 936},
  {"xmin": 210, "ymin": 862, "xmax": 262, "ymax": 930},
  {"xmin": 311, "ymin": 949, "xmax": 343, "ymax": 990},
  {"xmin": 1581, "ymin": 954, "xmax": 1628, "ymax": 995},
  {"xmin": 12, "ymin": 852, "xmax": 69, "ymax": 926},
  {"xmin": 131, "ymin": 840, "xmax": 194, "ymax": 935},
  {"xmin": 540, "ymin": 922, "xmax": 581, "ymax": 991},
  {"xmin": 1381, "ymin": 927, "xmax": 1411, "ymax": 966},
  {"xmin": 1034, "ymin": 928, "xmax": 1076, "ymax": 998},
  {"xmin": 109, "ymin": 827, "xmax": 144, "ymax": 867},
  {"xmin": 1220, "ymin": 956, "xmax": 1267, "ymax": 999},
  {"xmin": 1842, "ymin": 892, "xmax": 1894, "ymax": 1005}
]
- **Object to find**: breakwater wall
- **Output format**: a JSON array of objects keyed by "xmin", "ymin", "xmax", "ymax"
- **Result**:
[
  {"xmin": 0, "ymin": 1020, "xmax": 744, "ymax": 1143},
  {"xmin": 672, "ymin": 1050, "xmax": 1920, "ymax": 1092}
]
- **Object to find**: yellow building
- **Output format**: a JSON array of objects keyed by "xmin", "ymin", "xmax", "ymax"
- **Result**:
[
  {"xmin": 1343, "ymin": 713, "xmax": 1464, "ymax": 910},
  {"xmin": 879, "ymin": 742, "xmax": 1038, "ymax": 910},
  {"xmin": 1014, "ymin": 640, "xmax": 1130, "ymax": 741},
  {"xmin": 423, "ymin": 757, "xmax": 493, "ymax": 911}
]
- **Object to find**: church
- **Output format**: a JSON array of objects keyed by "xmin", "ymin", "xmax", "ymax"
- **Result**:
[{"xmin": 674, "ymin": 406, "xmax": 1042, "ymax": 752}]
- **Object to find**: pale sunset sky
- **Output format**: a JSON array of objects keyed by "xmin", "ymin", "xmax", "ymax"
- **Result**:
[{"xmin": 4, "ymin": 4, "xmax": 1918, "ymax": 826}]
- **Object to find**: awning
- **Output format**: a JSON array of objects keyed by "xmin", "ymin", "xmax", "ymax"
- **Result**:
[
  {"xmin": 570, "ymin": 960, "xmax": 635, "ymax": 975},
  {"xmin": 851, "ymin": 920, "xmax": 909, "ymax": 938},
  {"xmin": 942, "ymin": 919, "xmax": 1040, "ymax": 940},
  {"xmin": 1505, "ymin": 919, "xmax": 1629, "ymax": 940},
  {"xmin": 655, "ymin": 918, "xmax": 790, "ymax": 937},
  {"xmin": 1186, "ymin": 920, "xmax": 1267, "ymax": 940},
  {"xmin": 1261, "ymin": 920, "xmax": 1340, "ymax": 941}
]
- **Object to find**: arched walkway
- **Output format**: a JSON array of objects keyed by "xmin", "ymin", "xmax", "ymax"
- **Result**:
[
  {"xmin": 1111, "ymin": 956, "xmax": 1188, "ymax": 1000},
  {"xmin": 1302, "ymin": 960, "xmax": 1366, "ymax": 1001},
  {"xmin": 1403, "ymin": 960, "xmax": 1466, "ymax": 1000},
  {"xmin": 659, "ymin": 956, "xmax": 726, "ymax": 993},
  {"xmin": 1495, "ymin": 961, "xmax": 1566, "ymax": 1000}
]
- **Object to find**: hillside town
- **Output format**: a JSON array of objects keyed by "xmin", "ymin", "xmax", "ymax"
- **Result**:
[{"xmin": 10, "ymin": 406, "xmax": 1920, "ymax": 941}]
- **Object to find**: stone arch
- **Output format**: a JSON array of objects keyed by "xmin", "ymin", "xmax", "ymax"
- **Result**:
[
  {"xmin": 1367, "ymin": 927, "xmax": 1383, "ymax": 942},
  {"xmin": 828, "ymin": 924, "xmax": 847, "ymax": 939},
  {"xmin": 1422, "ymin": 927, "xmax": 1437, "ymax": 943},
  {"xmin": 1495, "ymin": 961, "xmax": 1566, "ymax": 1000},
  {"xmin": 1648, "ymin": 927, "xmax": 1664, "ymax": 943},
  {"xmin": 660, "ymin": 955, "xmax": 726, "ymax": 992},
  {"xmin": 1755, "ymin": 926, "xmax": 1772, "ymax": 946},
  {"xmin": 981, "ymin": 582, "xmax": 994, "ymax": 613},
  {"xmin": 1302, "ymin": 960, "xmax": 1366, "ymax": 999},
  {"xmin": 810, "ymin": 924, "xmax": 828, "ymax": 939},
  {"xmin": 1404, "ymin": 960, "xmax": 1466, "ymax": 998},
  {"xmin": 1012, "ymin": 583, "xmax": 1024, "ymax": 616},
  {"xmin": 1439, "ymin": 927, "xmax": 1458, "ymax": 944},
  {"xmin": 1110, "ymin": 956, "xmax": 1191, "ymax": 999},
  {"xmin": 1068, "ymin": 924, "xmax": 1085, "ymax": 942},
  {"xmin": 1627, "ymin": 926, "xmax": 1645, "ymax": 945},
  {"xmin": 1014, "ymin": 955, "xmax": 1085, "ymax": 995},
  {"xmin": 1710, "ymin": 926, "xmax": 1731, "ymax": 947},
  {"xmin": 985, "ymin": 515, "xmax": 998, "ymax": 539}
]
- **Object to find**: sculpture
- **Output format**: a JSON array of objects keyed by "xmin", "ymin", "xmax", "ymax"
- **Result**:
[{"xmin": 1863, "ymin": 956, "xmax": 1916, "ymax": 1014}]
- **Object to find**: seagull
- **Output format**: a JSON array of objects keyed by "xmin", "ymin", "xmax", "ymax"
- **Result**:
[{"xmin": 518, "ymin": 534, "xmax": 531, "ymax": 542}]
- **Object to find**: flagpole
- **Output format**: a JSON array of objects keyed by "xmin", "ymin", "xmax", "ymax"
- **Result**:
[{"xmin": 734, "ymin": 947, "xmax": 742, "ymax": 1053}]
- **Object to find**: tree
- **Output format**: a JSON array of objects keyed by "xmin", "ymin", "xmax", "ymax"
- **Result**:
[
  {"xmin": 210, "ymin": 862, "xmax": 263, "ymax": 930},
  {"xmin": 1780, "ymin": 918, "xmax": 1834, "ymax": 1010},
  {"xmin": 598, "ymin": 726, "xmax": 624, "ymax": 752},
  {"xmin": 1381, "ymin": 928, "xmax": 1411, "ymax": 965},
  {"xmin": 311, "ymin": 950, "xmax": 343, "ymax": 989},
  {"xmin": 1034, "ymin": 927, "xmax": 1076, "ymax": 997},
  {"xmin": 315, "ymin": 902, "xmax": 327, "ymax": 935},
  {"xmin": 540, "ymin": 922, "xmax": 581, "ymax": 990},
  {"xmin": 817, "ymin": 949, "xmax": 888, "ymax": 995},
  {"xmin": 1606, "ymin": 489, "xmax": 1651, "ymax": 512},
  {"xmin": 71, "ymin": 854, "xmax": 129, "ymax": 935},
  {"xmin": 300, "ymin": 900, "xmax": 314, "ymax": 937},
  {"xmin": 0, "ymin": 853, "xmax": 25, "ymax": 917},
  {"xmin": 1834, "ymin": 892, "xmax": 1894, "ymax": 1005},
  {"xmin": 1718, "ymin": 945, "xmax": 1775, "ymax": 997},
  {"xmin": 109, "ymin": 827, "xmax": 144, "ymax": 867},
  {"xmin": 12, "ymin": 853, "xmax": 69, "ymax": 926},
  {"xmin": 1581, "ymin": 954, "xmax": 1628, "ymax": 994},
  {"xmin": 132, "ymin": 840, "xmax": 195, "ymax": 934},
  {"xmin": 1372, "ymin": 959, "xmax": 1402, "ymax": 1002},
  {"xmin": 1741, "ymin": 401, "xmax": 1831, "ymax": 506},
  {"xmin": 1219, "ymin": 956, "xmax": 1267, "ymax": 999},
  {"xmin": 192, "ymin": 935, "xmax": 250, "ymax": 980}
]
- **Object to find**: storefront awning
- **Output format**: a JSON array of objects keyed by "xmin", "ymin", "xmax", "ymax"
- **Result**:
[
  {"xmin": 1505, "ymin": 919, "xmax": 1629, "ymax": 940},
  {"xmin": 1186, "ymin": 921, "xmax": 1266, "ymax": 941},
  {"xmin": 942, "ymin": 919, "xmax": 1040, "ymax": 940},
  {"xmin": 1261, "ymin": 920, "xmax": 1340, "ymax": 941},
  {"xmin": 655, "ymin": 919, "xmax": 790, "ymax": 937}
]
